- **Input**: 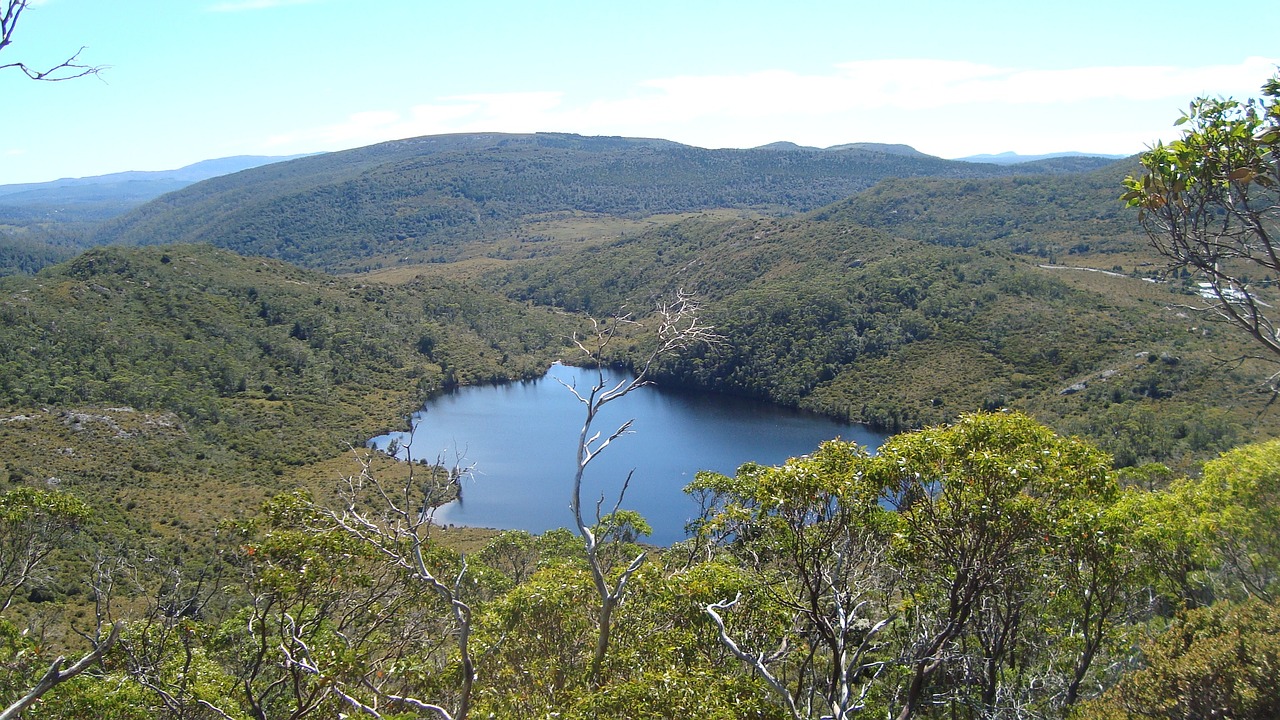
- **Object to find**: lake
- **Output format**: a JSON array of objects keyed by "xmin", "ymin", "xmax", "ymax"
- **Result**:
[{"xmin": 369, "ymin": 363, "xmax": 886, "ymax": 544}]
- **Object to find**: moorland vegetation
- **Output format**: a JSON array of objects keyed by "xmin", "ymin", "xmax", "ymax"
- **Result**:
[{"xmin": 0, "ymin": 50, "xmax": 1278, "ymax": 718}]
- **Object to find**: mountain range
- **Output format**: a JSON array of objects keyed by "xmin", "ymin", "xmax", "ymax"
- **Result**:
[
  {"xmin": 71, "ymin": 133, "xmax": 1122, "ymax": 271},
  {"xmin": 0, "ymin": 154, "xmax": 309, "ymax": 222},
  {"xmin": 957, "ymin": 150, "xmax": 1130, "ymax": 165}
]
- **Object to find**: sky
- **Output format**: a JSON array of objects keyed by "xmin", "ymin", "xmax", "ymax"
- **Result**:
[{"xmin": 1, "ymin": 0, "xmax": 1277, "ymax": 185}]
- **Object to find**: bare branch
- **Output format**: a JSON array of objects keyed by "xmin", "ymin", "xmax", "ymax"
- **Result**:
[
  {"xmin": 1, "ymin": 1, "xmax": 104, "ymax": 82},
  {"xmin": 0, "ymin": 622, "xmax": 121, "ymax": 720},
  {"xmin": 707, "ymin": 594, "xmax": 801, "ymax": 719},
  {"xmin": 310, "ymin": 447, "xmax": 477, "ymax": 719},
  {"xmin": 564, "ymin": 291, "xmax": 721, "ymax": 686}
]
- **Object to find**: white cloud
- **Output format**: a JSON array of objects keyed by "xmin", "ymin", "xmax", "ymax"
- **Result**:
[
  {"xmin": 264, "ymin": 92, "xmax": 566, "ymax": 150},
  {"xmin": 261, "ymin": 57, "xmax": 1280, "ymax": 158}
]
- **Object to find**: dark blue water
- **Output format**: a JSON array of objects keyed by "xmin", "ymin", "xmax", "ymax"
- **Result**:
[{"xmin": 369, "ymin": 364, "xmax": 885, "ymax": 544}]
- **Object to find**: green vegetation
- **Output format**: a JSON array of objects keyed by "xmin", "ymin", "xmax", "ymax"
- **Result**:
[
  {"xmin": 835, "ymin": 159, "xmax": 1148, "ymax": 257},
  {"xmin": 471, "ymin": 201, "xmax": 1273, "ymax": 468},
  {"xmin": 1, "ymin": 413, "xmax": 1276, "ymax": 719},
  {"xmin": 83, "ymin": 133, "xmax": 1108, "ymax": 273},
  {"xmin": 2, "ymin": 76, "xmax": 1279, "ymax": 719},
  {"xmin": 0, "ymin": 234, "xmax": 78, "ymax": 277},
  {"xmin": 0, "ymin": 244, "xmax": 576, "ymax": 547}
]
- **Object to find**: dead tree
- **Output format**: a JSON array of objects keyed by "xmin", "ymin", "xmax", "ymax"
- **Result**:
[
  {"xmin": 561, "ymin": 290, "xmax": 720, "ymax": 685},
  {"xmin": 313, "ymin": 448, "xmax": 478, "ymax": 720},
  {"xmin": 1, "ymin": 1, "xmax": 103, "ymax": 81}
]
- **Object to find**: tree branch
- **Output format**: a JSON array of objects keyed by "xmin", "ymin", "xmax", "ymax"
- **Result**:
[{"xmin": 0, "ymin": 622, "xmax": 121, "ymax": 720}]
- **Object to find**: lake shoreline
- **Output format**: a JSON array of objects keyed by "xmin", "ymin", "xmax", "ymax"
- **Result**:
[{"xmin": 370, "ymin": 363, "xmax": 886, "ymax": 545}]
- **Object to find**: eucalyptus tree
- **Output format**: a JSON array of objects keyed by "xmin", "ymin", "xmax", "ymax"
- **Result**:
[
  {"xmin": 210, "ymin": 451, "xmax": 481, "ymax": 720},
  {"xmin": 1072, "ymin": 438, "xmax": 1280, "ymax": 720},
  {"xmin": 691, "ymin": 412, "xmax": 1135, "ymax": 719},
  {"xmin": 301, "ymin": 455, "xmax": 479, "ymax": 720},
  {"xmin": 1123, "ymin": 73, "xmax": 1280, "ymax": 378},
  {"xmin": 689, "ymin": 440, "xmax": 897, "ymax": 720},
  {"xmin": 869, "ymin": 412, "xmax": 1118, "ymax": 719}
]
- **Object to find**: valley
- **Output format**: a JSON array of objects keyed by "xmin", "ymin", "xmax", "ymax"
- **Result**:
[{"xmin": 1, "ymin": 127, "xmax": 1278, "ymax": 719}]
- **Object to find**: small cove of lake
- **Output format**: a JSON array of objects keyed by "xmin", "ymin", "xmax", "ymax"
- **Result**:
[{"xmin": 369, "ymin": 363, "xmax": 886, "ymax": 545}]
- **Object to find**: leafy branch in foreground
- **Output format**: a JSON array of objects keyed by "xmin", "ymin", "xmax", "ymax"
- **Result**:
[{"xmin": 1123, "ymin": 73, "xmax": 1280, "ymax": 375}]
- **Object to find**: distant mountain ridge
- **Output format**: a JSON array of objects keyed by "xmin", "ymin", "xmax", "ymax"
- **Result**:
[
  {"xmin": 90, "ymin": 132, "xmax": 1123, "ymax": 272},
  {"xmin": 752, "ymin": 141, "xmax": 927, "ymax": 156},
  {"xmin": 0, "ymin": 155, "xmax": 311, "ymax": 198},
  {"xmin": 0, "ymin": 155, "xmax": 311, "ymax": 223},
  {"xmin": 958, "ymin": 150, "xmax": 1130, "ymax": 165}
]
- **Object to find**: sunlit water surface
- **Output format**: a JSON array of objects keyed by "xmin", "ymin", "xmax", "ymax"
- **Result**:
[{"xmin": 369, "ymin": 364, "xmax": 885, "ymax": 545}]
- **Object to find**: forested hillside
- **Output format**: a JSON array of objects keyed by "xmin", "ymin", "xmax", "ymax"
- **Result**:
[
  {"xmin": 86, "ymin": 133, "xmax": 1114, "ymax": 272},
  {"xmin": 0, "ymin": 244, "xmax": 576, "ymax": 532},
  {"xmin": 471, "ymin": 195, "xmax": 1271, "ymax": 469},
  {"xmin": 0, "ymin": 156, "xmax": 308, "ymax": 277},
  {"xmin": 833, "ymin": 158, "xmax": 1148, "ymax": 255}
]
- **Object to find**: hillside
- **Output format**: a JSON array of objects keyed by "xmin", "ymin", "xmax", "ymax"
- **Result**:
[
  {"xmin": 0, "ymin": 155, "xmax": 308, "ymax": 277},
  {"xmin": 832, "ymin": 157, "xmax": 1149, "ymax": 256},
  {"xmin": 0, "ymin": 244, "xmax": 576, "ymax": 531},
  {"xmin": 461, "ymin": 186, "xmax": 1273, "ymax": 470},
  {"xmin": 88, "ymin": 133, "xmax": 1107, "ymax": 272}
]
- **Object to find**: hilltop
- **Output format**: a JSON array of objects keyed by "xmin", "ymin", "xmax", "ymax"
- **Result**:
[{"xmin": 86, "ymin": 132, "xmax": 1115, "ymax": 272}]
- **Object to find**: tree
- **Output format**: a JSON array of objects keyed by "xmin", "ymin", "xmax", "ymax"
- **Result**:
[
  {"xmin": 690, "ymin": 440, "xmax": 896, "ymax": 720},
  {"xmin": 1, "ymin": 0, "xmax": 102, "ymax": 81},
  {"xmin": 691, "ymin": 413, "xmax": 1134, "ymax": 719},
  {"xmin": 1076, "ymin": 598, "xmax": 1280, "ymax": 720},
  {"xmin": 1122, "ymin": 73, "xmax": 1280, "ymax": 374},
  {"xmin": 562, "ymin": 290, "xmax": 720, "ymax": 685},
  {"xmin": 1195, "ymin": 438, "xmax": 1280, "ymax": 603},
  {"xmin": 867, "ymin": 411, "xmax": 1118, "ymax": 719},
  {"xmin": 294, "ymin": 453, "xmax": 480, "ymax": 720},
  {"xmin": 0, "ymin": 487, "xmax": 90, "ymax": 611},
  {"xmin": 0, "ymin": 488, "xmax": 121, "ymax": 720}
]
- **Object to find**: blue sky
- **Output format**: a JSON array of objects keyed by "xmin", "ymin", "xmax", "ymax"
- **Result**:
[{"xmin": 2, "ymin": 0, "xmax": 1277, "ymax": 184}]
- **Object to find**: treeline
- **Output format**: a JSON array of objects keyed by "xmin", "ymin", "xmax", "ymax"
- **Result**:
[{"xmin": 2, "ymin": 412, "xmax": 1277, "ymax": 719}]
